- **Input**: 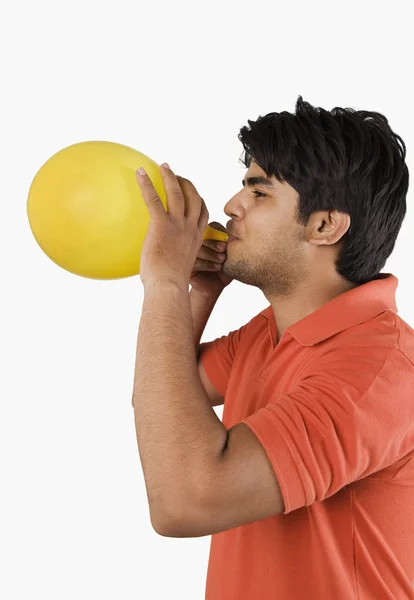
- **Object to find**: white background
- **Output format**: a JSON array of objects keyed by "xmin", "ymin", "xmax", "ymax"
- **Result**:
[{"xmin": 1, "ymin": 0, "xmax": 413, "ymax": 598}]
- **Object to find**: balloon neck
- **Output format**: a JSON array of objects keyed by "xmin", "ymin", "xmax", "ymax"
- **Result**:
[{"xmin": 203, "ymin": 224, "xmax": 229, "ymax": 242}]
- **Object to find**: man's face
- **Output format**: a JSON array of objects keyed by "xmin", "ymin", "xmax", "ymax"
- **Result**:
[{"xmin": 222, "ymin": 161, "xmax": 310, "ymax": 296}]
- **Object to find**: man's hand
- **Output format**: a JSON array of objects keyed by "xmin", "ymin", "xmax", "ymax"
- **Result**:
[{"xmin": 136, "ymin": 164, "xmax": 209, "ymax": 291}]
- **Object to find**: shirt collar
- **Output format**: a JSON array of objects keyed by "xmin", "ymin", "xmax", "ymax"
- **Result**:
[{"xmin": 259, "ymin": 273, "xmax": 398, "ymax": 346}]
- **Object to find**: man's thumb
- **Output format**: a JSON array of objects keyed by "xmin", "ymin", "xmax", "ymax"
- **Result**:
[{"xmin": 208, "ymin": 221, "xmax": 227, "ymax": 233}]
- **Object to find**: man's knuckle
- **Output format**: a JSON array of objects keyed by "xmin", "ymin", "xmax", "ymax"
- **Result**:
[{"xmin": 172, "ymin": 189, "xmax": 184, "ymax": 200}]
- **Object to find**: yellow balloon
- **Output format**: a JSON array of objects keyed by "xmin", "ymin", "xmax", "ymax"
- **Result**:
[{"xmin": 27, "ymin": 141, "xmax": 229, "ymax": 280}]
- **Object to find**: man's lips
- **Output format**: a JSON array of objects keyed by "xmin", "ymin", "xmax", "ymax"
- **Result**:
[{"xmin": 226, "ymin": 228, "xmax": 239, "ymax": 240}]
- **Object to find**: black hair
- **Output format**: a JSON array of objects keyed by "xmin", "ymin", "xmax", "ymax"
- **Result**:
[{"xmin": 238, "ymin": 95, "xmax": 409, "ymax": 285}]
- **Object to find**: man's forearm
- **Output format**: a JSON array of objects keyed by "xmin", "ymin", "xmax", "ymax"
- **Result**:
[
  {"xmin": 132, "ymin": 282, "xmax": 228, "ymax": 528},
  {"xmin": 189, "ymin": 288, "xmax": 221, "ymax": 357}
]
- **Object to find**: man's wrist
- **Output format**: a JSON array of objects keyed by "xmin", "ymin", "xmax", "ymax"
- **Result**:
[{"xmin": 143, "ymin": 279, "xmax": 189, "ymax": 296}]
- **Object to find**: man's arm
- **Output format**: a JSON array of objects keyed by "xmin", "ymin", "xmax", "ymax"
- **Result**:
[
  {"xmin": 190, "ymin": 286, "xmax": 221, "ymax": 359},
  {"xmin": 132, "ymin": 286, "xmax": 220, "ymax": 407},
  {"xmin": 159, "ymin": 420, "xmax": 285, "ymax": 538},
  {"xmin": 132, "ymin": 282, "xmax": 228, "ymax": 531}
]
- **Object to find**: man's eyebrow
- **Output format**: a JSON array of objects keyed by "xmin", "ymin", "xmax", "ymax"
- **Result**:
[{"xmin": 242, "ymin": 176, "xmax": 275, "ymax": 189}]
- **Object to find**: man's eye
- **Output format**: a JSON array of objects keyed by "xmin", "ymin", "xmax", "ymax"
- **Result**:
[{"xmin": 253, "ymin": 191, "xmax": 266, "ymax": 198}]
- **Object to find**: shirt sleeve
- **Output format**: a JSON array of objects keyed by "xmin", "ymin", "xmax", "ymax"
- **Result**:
[
  {"xmin": 198, "ymin": 323, "xmax": 248, "ymax": 398},
  {"xmin": 241, "ymin": 347, "xmax": 414, "ymax": 514}
]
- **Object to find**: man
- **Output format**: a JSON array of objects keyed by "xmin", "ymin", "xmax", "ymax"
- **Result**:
[{"xmin": 133, "ymin": 96, "xmax": 413, "ymax": 599}]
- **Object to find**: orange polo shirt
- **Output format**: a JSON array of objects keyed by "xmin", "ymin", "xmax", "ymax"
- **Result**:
[{"xmin": 199, "ymin": 273, "xmax": 414, "ymax": 599}]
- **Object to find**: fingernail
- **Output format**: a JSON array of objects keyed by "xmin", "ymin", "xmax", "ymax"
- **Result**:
[
  {"xmin": 137, "ymin": 167, "xmax": 146, "ymax": 176},
  {"xmin": 217, "ymin": 242, "xmax": 226, "ymax": 251},
  {"xmin": 161, "ymin": 163, "xmax": 171, "ymax": 170}
]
